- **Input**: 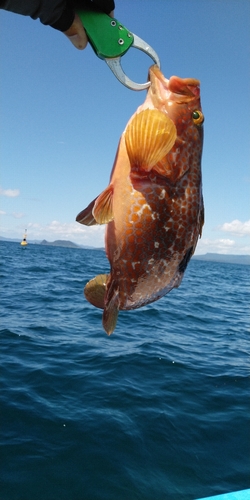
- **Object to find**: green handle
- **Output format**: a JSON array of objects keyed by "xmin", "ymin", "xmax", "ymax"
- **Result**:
[{"xmin": 77, "ymin": 8, "xmax": 134, "ymax": 59}]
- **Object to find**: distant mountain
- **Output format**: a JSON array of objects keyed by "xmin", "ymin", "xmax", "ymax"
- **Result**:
[
  {"xmin": 40, "ymin": 239, "xmax": 80, "ymax": 248},
  {"xmin": 193, "ymin": 253, "xmax": 250, "ymax": 265},
  {"xmin": 0, "ymin": 236, "xmax": 21, "ymax": 243},
  {"xmin": 39, "ymin": 240, "xmax": 103, "ymax": 250}
]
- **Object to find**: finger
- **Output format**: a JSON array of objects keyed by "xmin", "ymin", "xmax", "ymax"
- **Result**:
[{"xmin": 63, "ymin": 13, "xmax": 88, "ymax": 50}]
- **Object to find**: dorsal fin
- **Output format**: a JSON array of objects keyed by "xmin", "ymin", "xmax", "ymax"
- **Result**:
[
  {"xmin": 76, "ymin": 185, "xmax": 114, "ymax": 226},
  {"xmin": 125, "ymin": 109, "xmax": 176, "ymax": 172},
  {"xmin": 199, "ymin": 202, "xmax": 205, "ymax": 237},
  {"xmin": 76, "ymin": 198, "xmax": 98, "ymax": 226}
]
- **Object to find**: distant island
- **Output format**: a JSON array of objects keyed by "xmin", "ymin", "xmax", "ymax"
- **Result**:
[
  {"xmin": 40, "ymin": 239, "xmax": 80, "ymax": 248},
  {"xmin": 192, "ymin": 253, "xmax": 250, "ymax": 265}
]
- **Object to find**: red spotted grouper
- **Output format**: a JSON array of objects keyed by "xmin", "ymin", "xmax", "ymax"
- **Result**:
[{"xmin": 76, "ymin": 65, "xmax": 204, "ymax": 335}]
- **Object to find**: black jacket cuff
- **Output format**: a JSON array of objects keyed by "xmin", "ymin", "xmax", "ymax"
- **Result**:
[{"xmin": 51, "ymin": 0, "xmax": 115, "ymax": 32}]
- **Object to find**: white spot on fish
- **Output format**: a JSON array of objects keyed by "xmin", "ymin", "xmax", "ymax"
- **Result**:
[
  {"xmin": 154, "ymin": 241, "xmax": 160, "ymax": 248},
  {"xmin": 151, "ymin": 212, "xmax": 159, "ymax": 220},
  {"xmin": 132, "ymin": 261, "xmax": 140, "ymax": 270},
  {"xmin": 137, "ymin": 204, "xmax": 150, "ymax": 216},
  {"xmin": 158, "ymin": 189, "xmax": 166, "ymax": 200},
  {"xmin": 148, "ymin": 258, "xmax": 154, "ymax": 265},
  {"xmin": 113, "ymin": 248, "xmax": 121, "ymax": 261}
]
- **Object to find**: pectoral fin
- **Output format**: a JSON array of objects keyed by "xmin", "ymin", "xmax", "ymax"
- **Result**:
[
  {"xmin": 84, "ymin": 274, "xmax": 109, "ymax": 309},
  {"xmin": 125, "ymin": 109, "xmax": 177, "ymax": 172}
]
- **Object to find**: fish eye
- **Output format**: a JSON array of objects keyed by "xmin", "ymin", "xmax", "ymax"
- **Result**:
[{"xmin": 192, "ymin": 110, "xmax": 204, "ymax": 125}]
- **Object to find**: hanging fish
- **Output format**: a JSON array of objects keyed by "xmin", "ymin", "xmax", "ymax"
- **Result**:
[{"xmin": 76, "ymin": 65, "xmax": 204, "ymax": 335}]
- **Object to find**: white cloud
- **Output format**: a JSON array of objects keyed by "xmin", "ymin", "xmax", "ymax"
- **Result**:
[
  {"xmin": 0, "ymin": 187, "xmax": 20, "ymax": 197},
  {"xmin": 12, "ymin": 212, "xmax": 26, "ymax": 219},
  {"xmin": 196, "ymin": 237, "xmax": 239, "ymax": 255},
  {"xmin": 0, "ymin": 211, "xmax": 25, "ymax": 218},
  {"xmin": 194, "ymin": 219, "xmax": 250, "ymax": 255},
  {"xmin": 219, "ymin": 219, "xmax": 250, "ymax": 236}
]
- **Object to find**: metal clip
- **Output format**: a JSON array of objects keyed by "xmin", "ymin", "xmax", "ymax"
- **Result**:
[{"xmin": 105, "ymin": 34, "xmax": 160, "ymax": 91}]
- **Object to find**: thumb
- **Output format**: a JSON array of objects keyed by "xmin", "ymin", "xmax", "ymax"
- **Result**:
[{"xmin": 63, "ymin": 13, "xmax": 88, "ymax": 50}]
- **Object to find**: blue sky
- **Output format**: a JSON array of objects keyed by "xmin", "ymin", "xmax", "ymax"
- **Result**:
[{"xmin": 1, "ymin": 0, "xmax": 250, "ymax": 253}]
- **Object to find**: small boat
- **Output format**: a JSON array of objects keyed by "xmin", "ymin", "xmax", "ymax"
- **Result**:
[
  {"xmin": 195, "ymin": 488, "xmax": 250, "ymax": 500},
  {"xmin": 20, "ymin": 230, "xmax": 28, "ymax": 246}
]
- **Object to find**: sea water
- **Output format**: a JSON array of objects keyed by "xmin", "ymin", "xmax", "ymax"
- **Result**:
[{"xmin": 0, "ymin": 241, "xmax": 249, "ymax": 500}]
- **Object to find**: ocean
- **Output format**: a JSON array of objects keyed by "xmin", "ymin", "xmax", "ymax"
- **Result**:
[{"xmin": 0, "ymin": 241, "xmax": 249, "ymax": 500}]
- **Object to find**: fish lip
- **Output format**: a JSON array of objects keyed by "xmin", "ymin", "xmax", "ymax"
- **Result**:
[
  {"xmin": 149, "ymin": 65, "xmax": 170, "ymax": 91},
  {"xmin": 169, "ymin": 76, "xmax": 201, "ymax": 98},
  {"xmin": 147, "ymin": 65, "xmax": 171, "ymax": 107},
  {"xmin": 148, "ymin": 65, "xmax": 200, "ymax": 101}
]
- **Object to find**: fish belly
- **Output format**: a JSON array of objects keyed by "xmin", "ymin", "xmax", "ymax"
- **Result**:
[{"xmin": 106, "ymin": 178, "xmax": 200, "ymax": 310}]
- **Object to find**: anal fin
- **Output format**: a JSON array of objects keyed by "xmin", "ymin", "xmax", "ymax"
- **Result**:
[{"xmin": 102, "ymin": 288, "xmax": 119, "ymax": 335}]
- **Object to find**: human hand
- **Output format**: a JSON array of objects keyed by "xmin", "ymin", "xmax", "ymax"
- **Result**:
[{"xmin": 63, "ymin": 9, "xmax": 114, "ymax": 50}]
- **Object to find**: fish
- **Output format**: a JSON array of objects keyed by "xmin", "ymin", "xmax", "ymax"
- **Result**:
[{"xmin": 76, "ymin": 65, "xmax": 204, "ymax": 335}]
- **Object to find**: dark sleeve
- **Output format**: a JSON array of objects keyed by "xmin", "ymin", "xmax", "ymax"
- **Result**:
[{"xmin": 0, "ymin": 0, "xmax": 115, "ymax": 32}]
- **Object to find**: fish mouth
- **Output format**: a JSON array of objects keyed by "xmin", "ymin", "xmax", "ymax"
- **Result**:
[{"xmin": 148, "ymin": 65, "xmax": 200, "ymax": 103}]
